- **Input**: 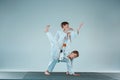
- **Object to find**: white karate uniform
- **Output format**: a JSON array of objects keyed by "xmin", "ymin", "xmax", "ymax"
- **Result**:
[
  {"xmin": 46, "ymin": 30, "xmax": 78, "ymax": 75},
  {"xmin": 55, "ymin": 30, "xmax": 78, "ymax": 57}
]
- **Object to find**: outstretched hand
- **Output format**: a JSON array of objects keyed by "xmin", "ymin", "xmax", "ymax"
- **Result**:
[
  {"xmin": 78, "ymin": 23, "xmax": 84, "ymax": 31},
  {"xmin": 44, "ymin": 25, "xmax": 50, "ymax": 33},
  {"xmin": 77, "ymin": 22, "xmax": 84, "ymax": 34}
]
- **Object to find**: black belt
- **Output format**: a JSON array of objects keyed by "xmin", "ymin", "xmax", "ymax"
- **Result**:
[{"xmin": 60, "ymin": 49, "xmax": 63, "ymax": 53}]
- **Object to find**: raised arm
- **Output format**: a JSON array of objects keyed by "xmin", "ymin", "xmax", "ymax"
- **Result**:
[{"xmin": 69, "ymin": 23, "xmax": 84, "ymax": 40}]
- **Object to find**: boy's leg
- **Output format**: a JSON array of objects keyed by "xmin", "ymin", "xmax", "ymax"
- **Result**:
[
  {"xmin": 45, "ymin": 25, "xmax": 57, "ymax": 46},
  {"xmin": 66, "ymin": 60, "xmax": 80, "ymax": 76},
  {"xmin": 66, "ymin": 60, "xmax": 74, "ymax": 75},
  {"xmin": 45, "ymin": 59, "xmax": 58, "ymax": 75},
  {"xmin": 46, "ymin": 32, "xmax": 57, "ymax": 46},
  {"xmin": 47, "ymin": 59, "xmax": 58, "ymax": 72},
  {"xmin": 44, "ymin": 26, "xmax": 58, "ymax": 75}
]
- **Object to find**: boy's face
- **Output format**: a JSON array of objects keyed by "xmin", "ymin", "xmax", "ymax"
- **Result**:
[
  {"xmin": 69, "ymin": 53, "xmax": 78, "ymax": 59},
  {"xmin": 62, "ymin": 24, "xmax": 69, "ymax": 31}
]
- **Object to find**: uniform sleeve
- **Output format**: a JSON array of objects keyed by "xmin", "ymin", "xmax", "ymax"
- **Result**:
[
  {"xmin": 66, "ymin": 59, "xmax": 75, "ymax": 75},
  {"xmin": 57, "ymin": 32, "xmax": 67, "ymax": 48},
  {"xmin": 46, "ymin": 32, "xmax": 57, "ymax": 46},
  {"xmin": 70, "ymin": 30, "xmax": 79, "ymax": 40},
  {"xmin": 54, "ymin": 31, "xmax": 59, "ymax": 41}
]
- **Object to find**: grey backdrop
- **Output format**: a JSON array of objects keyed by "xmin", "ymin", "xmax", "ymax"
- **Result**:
[{"xmin": 0, "ymin": 0, "xmax": 120, "ymax": 72}]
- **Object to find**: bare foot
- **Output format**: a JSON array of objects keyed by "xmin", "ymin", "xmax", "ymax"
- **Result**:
[
  {"xmin": 66, "ymin": 72, "xmax": 80, "ymax": 76},
  {"xmin": 44, "ymin": 25, "xmax": 50, "ymax": 33},
  {"xmin": 66, "ymin": 71, "xmax": 69, "ymax": 75},
  {"xmin": 44, "ymin": 70, "xmax": 50, "ymax": 75},
  {"xmin": 73, "ymin": 73, "xmax": 80, "ymax": 76}
]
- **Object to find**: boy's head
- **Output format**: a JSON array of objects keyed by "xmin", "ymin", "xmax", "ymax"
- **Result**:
[
  {"xmin": 61, "ymin": 22, "xmax": 69, "ymax": 30},
  {"xmin": 69, "ymin": 50, "xmax": 79, "ymax": 59}
]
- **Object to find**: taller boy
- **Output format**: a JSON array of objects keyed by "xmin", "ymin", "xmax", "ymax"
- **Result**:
[{"xmin": 44, "ymin": 22, "xmax": 83, "ymax": 76}]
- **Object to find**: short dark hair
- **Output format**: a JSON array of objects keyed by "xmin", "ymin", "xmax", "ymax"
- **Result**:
[
  {"xmin": 61, "ymin": 21, "xmax": 69, "ymax": 28},
  {"xmin": 71, "ymin": 50, "xmax": 79, "ymax": 57}
]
